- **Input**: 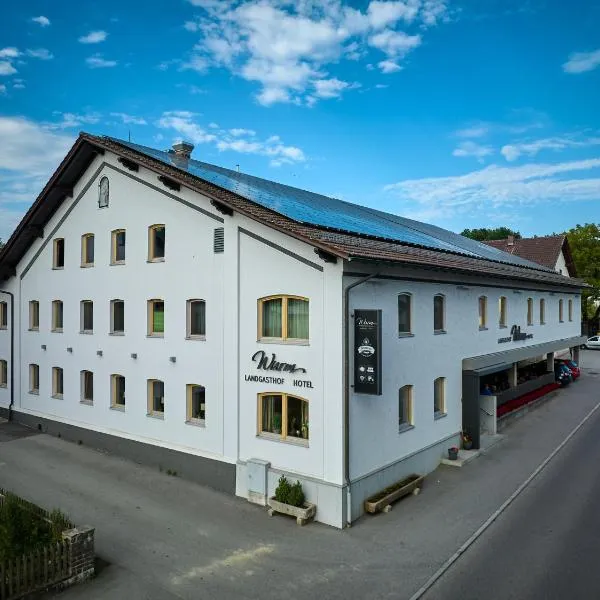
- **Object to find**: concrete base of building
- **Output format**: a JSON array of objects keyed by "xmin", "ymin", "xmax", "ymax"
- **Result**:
[{"xmin": 2, "ymin": 408, "xmax": 236, "ymax": 494}]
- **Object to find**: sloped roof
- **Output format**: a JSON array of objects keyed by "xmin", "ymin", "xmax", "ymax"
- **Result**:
[
  {"xmin": 0, "ymin": 133, "xmax": 584, "ymax": 289},
  {"xmin": 483, "ymin": 235, "xmax": 576, "ymax": 276}
]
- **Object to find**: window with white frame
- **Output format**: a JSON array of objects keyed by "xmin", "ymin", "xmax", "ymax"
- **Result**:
[
  {"xmin": 148, "ymin": 300, "xmax": 164, "ymax": 336},
  {"xmin": 434, "ymin": 377, "xmax": 445, "ymax": 416},
  {"xmin": 52, "ymin": 300, "xmax": 63, "ymax": 332},
  {"xmin": 187, "ymin": 300, "xmax": 206, "ymax": 339},
  {"xmin": 499, "ymin": 296, "xmax": 507, "ymax": 327},
  {"xmin": 110, "ymin": 300, "xmax": 125, "ymax": 334},
  {"xmin": 258, "ymin": 393, "xmax": 309, "ymax": 443},
  {"xmin": 399, "ymin": 385, "xmax": 413, "ymax": 431},
  {"xmin": 111, "ymin": 229, "xmax": 126, "ymax": 264},
  {"xmin": 29, "ymin": 364, "xmax": 39, "ymax": 394},
  {"xmin": 0, "ymin": 360, "xmax": 7, "ymax": 387},
  {"xmin": 258, "ymin": 296, "xmax": 309, "ymax": 342},
  {"xmin": 52, "ymin": 367, "xmax": 63, "ymax": 399},
  {"xmin": 0, "ymin": 301, "xmax": 7, "ymax": 329},
  {"xmin": 527, "ymin": 298, "xmax": 533, "ymax": 326},
  {"xmin": 148, "ymin": 225, "xmax": 165, "ymax": 261},
  {"xmin": 29, "ymin": 301, "xmax": 39, "ymax": 331},
  {"xmin": 80, "ymin": 300, "xmax": 93, "ymax": 333},
  {"xmin": 433, "ymin": 294, "xmax": 445, "ymax": 332},
  {"xmin": 186, "ymin": 384, "xmax": 206, "ymax": 423},
  {"xmin": 53, "ymin": 238, "xmax": 65, "ymax": 269},
  {"xmin": 398, "ymin": 293, "xmax": 412, "ymax": 335},
  {"xmin": 559, "ymin": 299, "xmax": 564, "ymax": 322},
  {"xmin": 81, "ymin": 370, "xmax": 93, "ymax": 404},
  {"xmin": 147, "ymin": 379, "xmax": 164, "ymax": 417},
  {"xmin": 540, "ymin": 298, "xmax": 546, "ymax": 325},
  {"xmin": 81, "ymin": 233, "xmax": 94, "ymax": 267},
  {"xmin": 568, "ymin": 299, "xmax": 573, "ymax": 322},
  {"xmin": 111, "ymin": 374, "xmax": 126, "ymax": 408},
  {"xmin": 478, "ymin": 296, "xmax": 487, "ymax": 329}
]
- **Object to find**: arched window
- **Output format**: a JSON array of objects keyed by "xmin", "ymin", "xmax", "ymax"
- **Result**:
[
  {"xmin": 499, "ymin": 296, "xmax": 507, "ymax": 327},
  {"xmin": 559, "ymin": 299, "xmax": 564, "ymax": 322},
  {"xmin": 527, "ymin": 298, "xmax": 533, "ymax": 326},
  {"xmin": 258, "ymin": 393, "xmax": 309, "ymax": 443},
  {"xmin": 478, "ymin": 296, "xmax": 487, "ymax": 329},
  {"xmin": 147, "ymin": 379, "xmax": 164, "ymax": 417},
  {"xmin": 434, "ymin": 377, "xmax": 445, "ymax": 416},
  {"xmin": 81, "ymin": 233, "xmax": 94, "ymax": 267},
  {"xmin": 111, "ymin": 374, "xmax": 126, "ymax": 409},
  {"xmin": 98, "ymin": 176, "xmax": 109, "ymax": 208},
  {"xmin": 540, "ymin": 298, "xmax": 546, "ymax": 325},
  {"xmin": 258, "ymin": 295, "xmax": 309, "ymax": 341},
  {"xmin": 80, "ymin": 370, "xmax": 93, "ymax": 404},
  {"xmin": 398, "ymin": 293, "xmax": 412, "ymax": 335},
  {"xmin": 433, "ymin": 294, "xmax": 445, "ymax": 332},
  {"xmin": 568, "ymin": 299, "xmax": 573, "ymax": 322},
  {"xmin": 148, "ymin": 224, "xmax": 166, "ymax": 261},
  {"xmin": 187, "ymin": 384, "xmax": 206, "ymax": 423}
]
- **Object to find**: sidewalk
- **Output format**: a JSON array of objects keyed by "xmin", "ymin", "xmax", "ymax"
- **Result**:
[{"xmin": 1, "ymin": 352, "xmax": 599, "ymax": 600}]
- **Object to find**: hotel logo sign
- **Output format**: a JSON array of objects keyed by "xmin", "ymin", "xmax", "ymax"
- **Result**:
[
  {"xmin": 498, "ymin": 324, "xmax": 534, "ymax": 344},
  {"xmin": 354, "ymin": 309, "xmax": 382, "ymax": 395}
]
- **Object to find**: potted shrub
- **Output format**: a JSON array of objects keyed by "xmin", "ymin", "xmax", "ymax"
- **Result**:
[
  {"xmin": 268, "ymin": 475, "xmax": 316, "ymax": 525},
  {"xmin": 461, "ymin": 432, "xmax": 473, "ymax": 451},
  {"xmin": 447, "ymin": 446, "xmax": 459, "ymax": 460},
  {"xmin": 272, "ymin": 414, "xmax": 282, "ymax": 434}
]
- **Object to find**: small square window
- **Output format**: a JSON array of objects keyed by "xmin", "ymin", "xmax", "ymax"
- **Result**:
[
  {"xmin": 148, "ymin": 300, "xmax": 164, "ymax": 336},
  {"xmin": 52, "ymin": 367, "xmax": 63, "ymax": 399},
  {"xmin": 29, "ymin": 364, "xmax": 39, "ymax": 394},
  {"xmin": 53, "ymin": 238, "xmax": 65, "ymax": 269},
  {"xmin": 148, "ymin": 225, "xmax": 165, "ymax": 261},
  {"xmin": 147, "ymin": 379, "xmax": 164, "ymax": 417},
  {"xmin": 0, "ymin": 301, "xmax": 7, "ymax": 329},
  {"xmin": 111, "ymin": 300, "xmax": 125, "ymax": 334},
  {"xmin": 81, "ymin": 370, "xmax": 93, "ymax": 403},
  {"xmin": 111, "ymin": 230, "xmax": 126, "ymax": 264},
  {"xmin": 187, "ymin": 300, "xmax": 206, "ymax": 338},
  {"xmin": 111, "ymin": 374, "xmax": 126, "ymax": 408},
  {"xmin": 187, "ymin": 384, "xmax": 206, "ymax": 423},
  {"xmin": 29, "ymin": 301, "xmax": 39, "ymax": 331}
]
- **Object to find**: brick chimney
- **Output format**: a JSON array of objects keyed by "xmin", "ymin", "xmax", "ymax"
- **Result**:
[
  {"xmin": 507, "ymin": 235, "xmax": 514, "ymax": 246},
  {"xmin": 172, "ymin": 141, "xmax": 194, "ymax": 159}
]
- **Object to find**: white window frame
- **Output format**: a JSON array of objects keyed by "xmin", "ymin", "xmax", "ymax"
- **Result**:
[
  {"xmin": 434, "ymin": 376, "xmax": 446, "ymax": 418},
  {"xmin": 399, "ymin": 385, "xmax": 413, "ymax": 432},
  {"xmin": 52, "ymin": 367, "xmax": 63, "ymax": 399},
  {"xmin": 52, "ymin": 300, "xmax": 63, "ymax": 333},
  {"xmin": 80, "ymin": 370, "xmax": 94, "ymax": 404},
  {"xmin": 29, "ymin": 364, "xmax": 39, "ymax": 394}
]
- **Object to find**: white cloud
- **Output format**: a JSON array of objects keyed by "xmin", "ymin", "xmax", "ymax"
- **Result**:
[
  {"xmin": 369, "ymin": 29, "xmax": 421, "ymax": 55},
  {"xmin": 452, "ymin": 141, "xmax": 493, "ymax": 162},
  {"xmin": 184, "ymin": 21, "xmax": 199, "ymax": 32},
  {"xmin": 367, "ymin": 1, "xmax": 419, "ymax": 28},
  {"xmin": 31, "ymin": 16, "xmax": 51, "ymax": 27},
  {"xmin": 229, "ymin": 128, "xmax": 256, "ymax": 137},
  {"xmin": 378, "ymin": 59, "xmax": 402, "ymax": 73},
  {"xmin": 156, "ymin": 111, "xmax": 217, "ymax": 144},
  {"xmin": 455, "ymin": 124, "xmax": 489, "ymax": 138},
  {"xmin": 85, "ymin": 54, "xmax": 118, "ymax": 68},
  {"xmin": 0, "ymin": 61, "xmax": 17, "ymax": 76},
  {"xmin": 384, "ymin": 158, "xmax": 600, "ymax": 221},
  {"xmin": 313, "ymin": 77, "xmax": 355, "ymax": 98},
  {"xmin": 0, "ymin": 48, "xmax": 20, "ymax": 59},
  {"xmin": 420, "ymin": 0, "xmax": 449, "ymax": 26},
  {"xmin": 181, "ymin": 55, "xmax": 209, "ymax": 72},
  {"xmin": 26, "ymin": 48, "xmax": 53, "ymax": 60},
  {"xmin": 0, "ymin": 84, "xmax": 6, "ymax": 95},
  {"xmin": 501, "ymin": 135, "xmax": 600, "ymax": 161},
  {"xmin": 110, "ymin": 112, "xmax": 147, "ymax": 125},
  {"xmin": 563, "ymin": 49, "xmax": 600, "ymax": 74},
  {"xmin": 78, "ymin": 31, "xmax": 108, "ymax": 44},
  {"xmin": 375, "ymin": 83, "xmax": 388, "ymax": 88},
  {"xmin": 13, "ymin": 82, "xmax": 25, "ymax": 89},
  {"xmin": 50, "ymin": 112, "xmax": 102, "ymax": 129}
]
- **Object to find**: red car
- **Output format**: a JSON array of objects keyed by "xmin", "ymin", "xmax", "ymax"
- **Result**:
[{"xmin": 556, "ymin": 359, "xmax": 581, "ymax": 379}]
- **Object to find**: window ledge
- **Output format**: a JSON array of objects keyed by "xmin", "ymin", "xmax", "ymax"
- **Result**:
[
  {"xmin": 51, "ymin": 394, "xmax": 63, "ymax": 400},
  {"xmin": 434, "ymin": 330, "xmax": 447, "ymax": 335},
  {"xmin": 434, "ymin": 411, "xmax": 447, "ymax": 420},
  {"xmin": 185, "ymin": 335, "xmax": 206, "ymax": 341},
  {"xmin": 28, "ymin": 328, "xmax": 39, "ymax": 332},
  {"xmin": 147, "ymin": 258, "xmax": 165, "ymax": 263},
  {"xmin": 80, "ymin": 400, "xmax": 93, "ymax": 406},
  {"xmin": 398, "ymin": 332, "xmax": 414, "ymax": 338},
  {"xmin": 109, "ymin": 331, "xmax": 125, "ymax": 336},
  {"xmin": 110, "ymin": 261, "xmax": 126, "ymax": 266},
  {"xmin": 147, "ymin": 412, "xmax": 164, "ymax": 420},
  {"xmin": 398, "ymin": 423, "xmax": 415, "ymax": 434},
  {"xmin": 29, "ymin": 390, "xmax": 39, "ymax": 395},
  {"xmin": 51, "ymin": 329, "xmax": 63, "ymax": 334},
  {"xmin": 80, "ymin": 264, "xmax": 94, "ymax": 269},
  {"xmin": 257, "ymin": 433, "xmax": 309, "ymax": 447},
  {"xmin": 479, "ymin": 326, "xmax": 488, "ymax": 331},
  {"xmin": 80, "ymin": 330, "xmax": 93, "ymax": 335},
  {"xmin": 0, "ymin": 326, "xmax": 8, "ymax": 331},
  {"xmin": 110, "ymin": 405, "xmax": 125, "ymax": 412},
  {"xmin": 52, "ymin": 267, "xmax": 64, "ymax": 271},
  {"xmin": 147, "ymin": 334, "xmax": 164, "ymax": 339},
  {"xmin": 499, "ymin": 324, "xmax": 507, "ymax": 329},
  {"xmin": 0, "ymin": 384, "xmax": 7, "ymax": 389},
  {"xmin": 258, "ymin": 338, "xmax": 310, "ymax": 346},
  {"xmin": 185, "ymin": 419, "xmax": 206, "ymax": 428}
]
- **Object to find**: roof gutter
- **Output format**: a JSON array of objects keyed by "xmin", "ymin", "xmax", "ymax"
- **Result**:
[
  {"xmin": 0, "ymin": 290, "xmax": 14, "ymax": 421},
  {"xmin": 343, "ymin": 272, "xmax": 377, "ymax": 527}
]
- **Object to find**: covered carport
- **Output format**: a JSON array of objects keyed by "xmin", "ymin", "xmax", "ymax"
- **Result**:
[{"xmin": 462, "ymin": 335, "xmax": 586, "ymax": 449}]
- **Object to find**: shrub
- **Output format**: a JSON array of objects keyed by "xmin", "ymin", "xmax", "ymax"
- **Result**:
[
  {"xmin": 274, "ymin": 475, "xmax": 292, "ymax": 504},
  {"xmin": 287, "ymin": 481, "xmax": 305, "ymax": 508}
]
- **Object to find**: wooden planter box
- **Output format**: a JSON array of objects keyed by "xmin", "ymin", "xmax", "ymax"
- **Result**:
[
  {"xmin": 268, "ymin": 498, "xmax": 316, "ymax": 526},
  {"xmin": 364, "ymin": 474, "xmax": 424, "ymax": 514}
]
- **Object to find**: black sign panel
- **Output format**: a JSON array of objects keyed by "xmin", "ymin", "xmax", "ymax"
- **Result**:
[{"xmin": 354, "ymin": 309, "xmax": 382, "ymax": 395}]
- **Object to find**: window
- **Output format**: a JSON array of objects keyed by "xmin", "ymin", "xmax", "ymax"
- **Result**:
[
  {"xmin": 478, "ymin": 296, "xmax": 487, "ymax": 329},
  {"xmin": 433, "ymin": 294, "xmax": 445, "ymax": 332},
  {"xmin": 111, "ymin": 300, "xmax": 125, "ymax": 334},
  {"xmin": 187, "ymin": 300, "xmax": 206, "ymax": 339},
  {"xmin": 527, "ymin": 298, "xmax": 533, "ymax": 326},
  {"xmin": 29, "ymin": 301, "xmax": 39, "ymax": 331},
  {"xmin": 52, "ymin": 367, "xmax": 63, "ymax": 399},
  {"xmin": 53, "ymin": 238, "xmax": 65, "ymax": 269},
  {"xmin": 98, "ymin": 176, "xmax": 109, "ymax": 208},
  {"xmin": 52, "ymin": 300, "xmax": 63, "ymax": 332},
  {"xmin": 111, "ymin": 374, "xmax": 126, "ymax": 408},
  {"xmin": 80, "ymin": 300, "xmax": 93, "ymax": 333},
  {"xmin": 29, "ymin": 364, "xmax": 39, "ymax": 394},
  {"xmin": 258, "ymin": 296, "xmax": 309, "ymax": 342},
  {"xmin": 0, "ymin": 301, "xmax": 7, "ymax": 329},
  {"xmin": 434, "ymin": 377, "xmax": 445, "ymax": 416},
  {"xmin": 80, "ymin": 370, "xmax": 93, "ymax": 404},
  {"xmin": 398, "ymin": 293, "xmax": 412, "ymax": 335},
  {"xmin": 569, "ymin": 299, "xmax": 573, "ymax": 322},
  {"xmin": 148, "ymin": 300, "xmax": 164, "ymax": 336},
  {"xmin": 0, "ymin": 360, "xmax": 7, "ymax": 387},
  {"xmin": 81, "ymin": 234, "xmax": 94, "ymax": 267},
  {"xmin": 148, "ymin": 225, "xmax": 165, "ymax": 261},
  {"xmin": 258, "ymin": 393, "xmax": 309, "ymax": 443},
  {"xmin": 399, "ymin": 385, "xmax": 413, "ymax": 431},
  {"xmin": 540, "ymin": 298, "xmax": 546, "ymax": 325},
  {"xmin": 111, "ymin": 229, "xmax": 126, "ymax": 264},
  {"xmin": 147, "ymin": 379, "xmax": 164, "ymax": 417},
  {"xmin": 559, "ymin": 299, "xmax": 564, "ymax": 322},
  {"xmin": 499, "ymin": 296, "xmax": 507, "ymax": 327},
  {"xmin": 186, "ymin": 384, "xmax": 206, "ymax": 423}
]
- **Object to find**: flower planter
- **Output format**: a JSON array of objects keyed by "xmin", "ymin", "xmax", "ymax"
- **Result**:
[
  {"xmin": 448, "ymin": 447, "xmax": 459, "ymax": 460},
  {"xmin": 268, "ymin": 497, "xmax": 317, "ymax": 526},
  {"xmin": 364, "ymin": 474, "xmax": 424, "ymax": 514},
  {"xmin": 463, "ymin": 441, "xmax": 473, "ymax": 451}
]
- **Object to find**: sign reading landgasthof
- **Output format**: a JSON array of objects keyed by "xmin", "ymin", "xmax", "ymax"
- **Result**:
[{"xmin": 354, "ymin": 309, "xmax": 382, "ymax": 395}]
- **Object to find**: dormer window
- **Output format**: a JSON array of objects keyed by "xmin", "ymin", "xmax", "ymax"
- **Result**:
[{"xmin": 99, "ymin": 177, "xmax": 109, "ymax": 208}]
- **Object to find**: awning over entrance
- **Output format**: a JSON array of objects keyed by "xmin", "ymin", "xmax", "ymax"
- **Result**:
[{"xmin": 463, "ymin": 335, "xmax": 586, "ymax": 374}]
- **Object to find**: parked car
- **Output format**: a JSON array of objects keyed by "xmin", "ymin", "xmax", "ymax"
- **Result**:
[
  {"xmin": 554, "ymin": 364, "xmax": 571, "ymax": 386},
  {"xmin": 556, "ymin": 359, "xmax": 581, "ymax": 379},
  {"xmin": 582, "ymin": 336, "xmax": 600, "ymax": 349}
]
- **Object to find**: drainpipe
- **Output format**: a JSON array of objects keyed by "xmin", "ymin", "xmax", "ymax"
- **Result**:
[
  {"xmin": 343, "ymin": 273, "xmax": 377, "ymax": 527},
  {"xmin": 0, "ymin": 290, "xmax": 14, "ymax": 422}
]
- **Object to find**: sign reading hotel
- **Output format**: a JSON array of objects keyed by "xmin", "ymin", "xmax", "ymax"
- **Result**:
[
  {"xmin": 498, "ymin": 324, "xmax": 534, "ymax": 344},
  {"xmin": 243, "ymin": 350, "xmax": 313, "ymax": 388},
  {"xmin": 354, "ymin": 309, "xmax": 382, "ymax": 395}
]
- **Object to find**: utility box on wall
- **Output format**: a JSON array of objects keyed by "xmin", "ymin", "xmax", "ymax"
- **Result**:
[{"xmin": 246, "ymin": 458, "xmax": 271, "ymax": 506}]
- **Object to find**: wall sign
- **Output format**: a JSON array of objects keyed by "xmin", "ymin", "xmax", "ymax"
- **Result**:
[
  {"xmin": 354, "ymin": 309, "xmax": 382, "ymax": 395},
  {"xmin": 498, "ymin": 324, "xmax": 534, "ymax": 344},
  {"xmin": 243, "ymin": 351, "xmax": 313, "ymax": 388}
]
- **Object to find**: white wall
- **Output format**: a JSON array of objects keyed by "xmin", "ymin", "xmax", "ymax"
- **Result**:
[
  {"xmin": 0, "ymin": 279, "xmax": 16, "ymax": 410},
  {"xmin": 555, "ymin": 251, "xmax": 569, "ymax": 277},
  {"xmin": 348, "ymin": 277, "xmax": 580, "ymax": 480}
]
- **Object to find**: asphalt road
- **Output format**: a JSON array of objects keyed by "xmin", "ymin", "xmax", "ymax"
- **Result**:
[{"xmin": 425, "ymin": 353, "xmax": 600, "ymax": 600}]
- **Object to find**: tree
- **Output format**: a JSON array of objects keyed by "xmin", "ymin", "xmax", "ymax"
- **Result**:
[{"xmin": 460, "ymin": 227, "xmax": 521, "ymax": 241}]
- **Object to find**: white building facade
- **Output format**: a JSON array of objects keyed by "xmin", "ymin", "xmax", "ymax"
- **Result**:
[{"xmin": 0, "ymin": 135, "xmax": 585, "ymax": 527}]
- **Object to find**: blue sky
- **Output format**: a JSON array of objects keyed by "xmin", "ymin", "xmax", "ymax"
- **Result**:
[{"xmin": 1, "ymin": 0, "xmax": 599, "ymax": 242}]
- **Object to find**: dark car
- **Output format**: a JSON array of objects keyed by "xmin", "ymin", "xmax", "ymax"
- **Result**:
[
  {"xmin": 556, "ymin": 359, "xmax": 581, "ymax": 379},
  {"xmin": 554, "ymin": 364, "xmax": 571, "ymax": 386}
]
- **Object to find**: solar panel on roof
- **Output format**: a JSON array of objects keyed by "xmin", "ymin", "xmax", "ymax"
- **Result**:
[{"xmin": 108, "ymin": 137, "xmax": 552, "ymax": 272}]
